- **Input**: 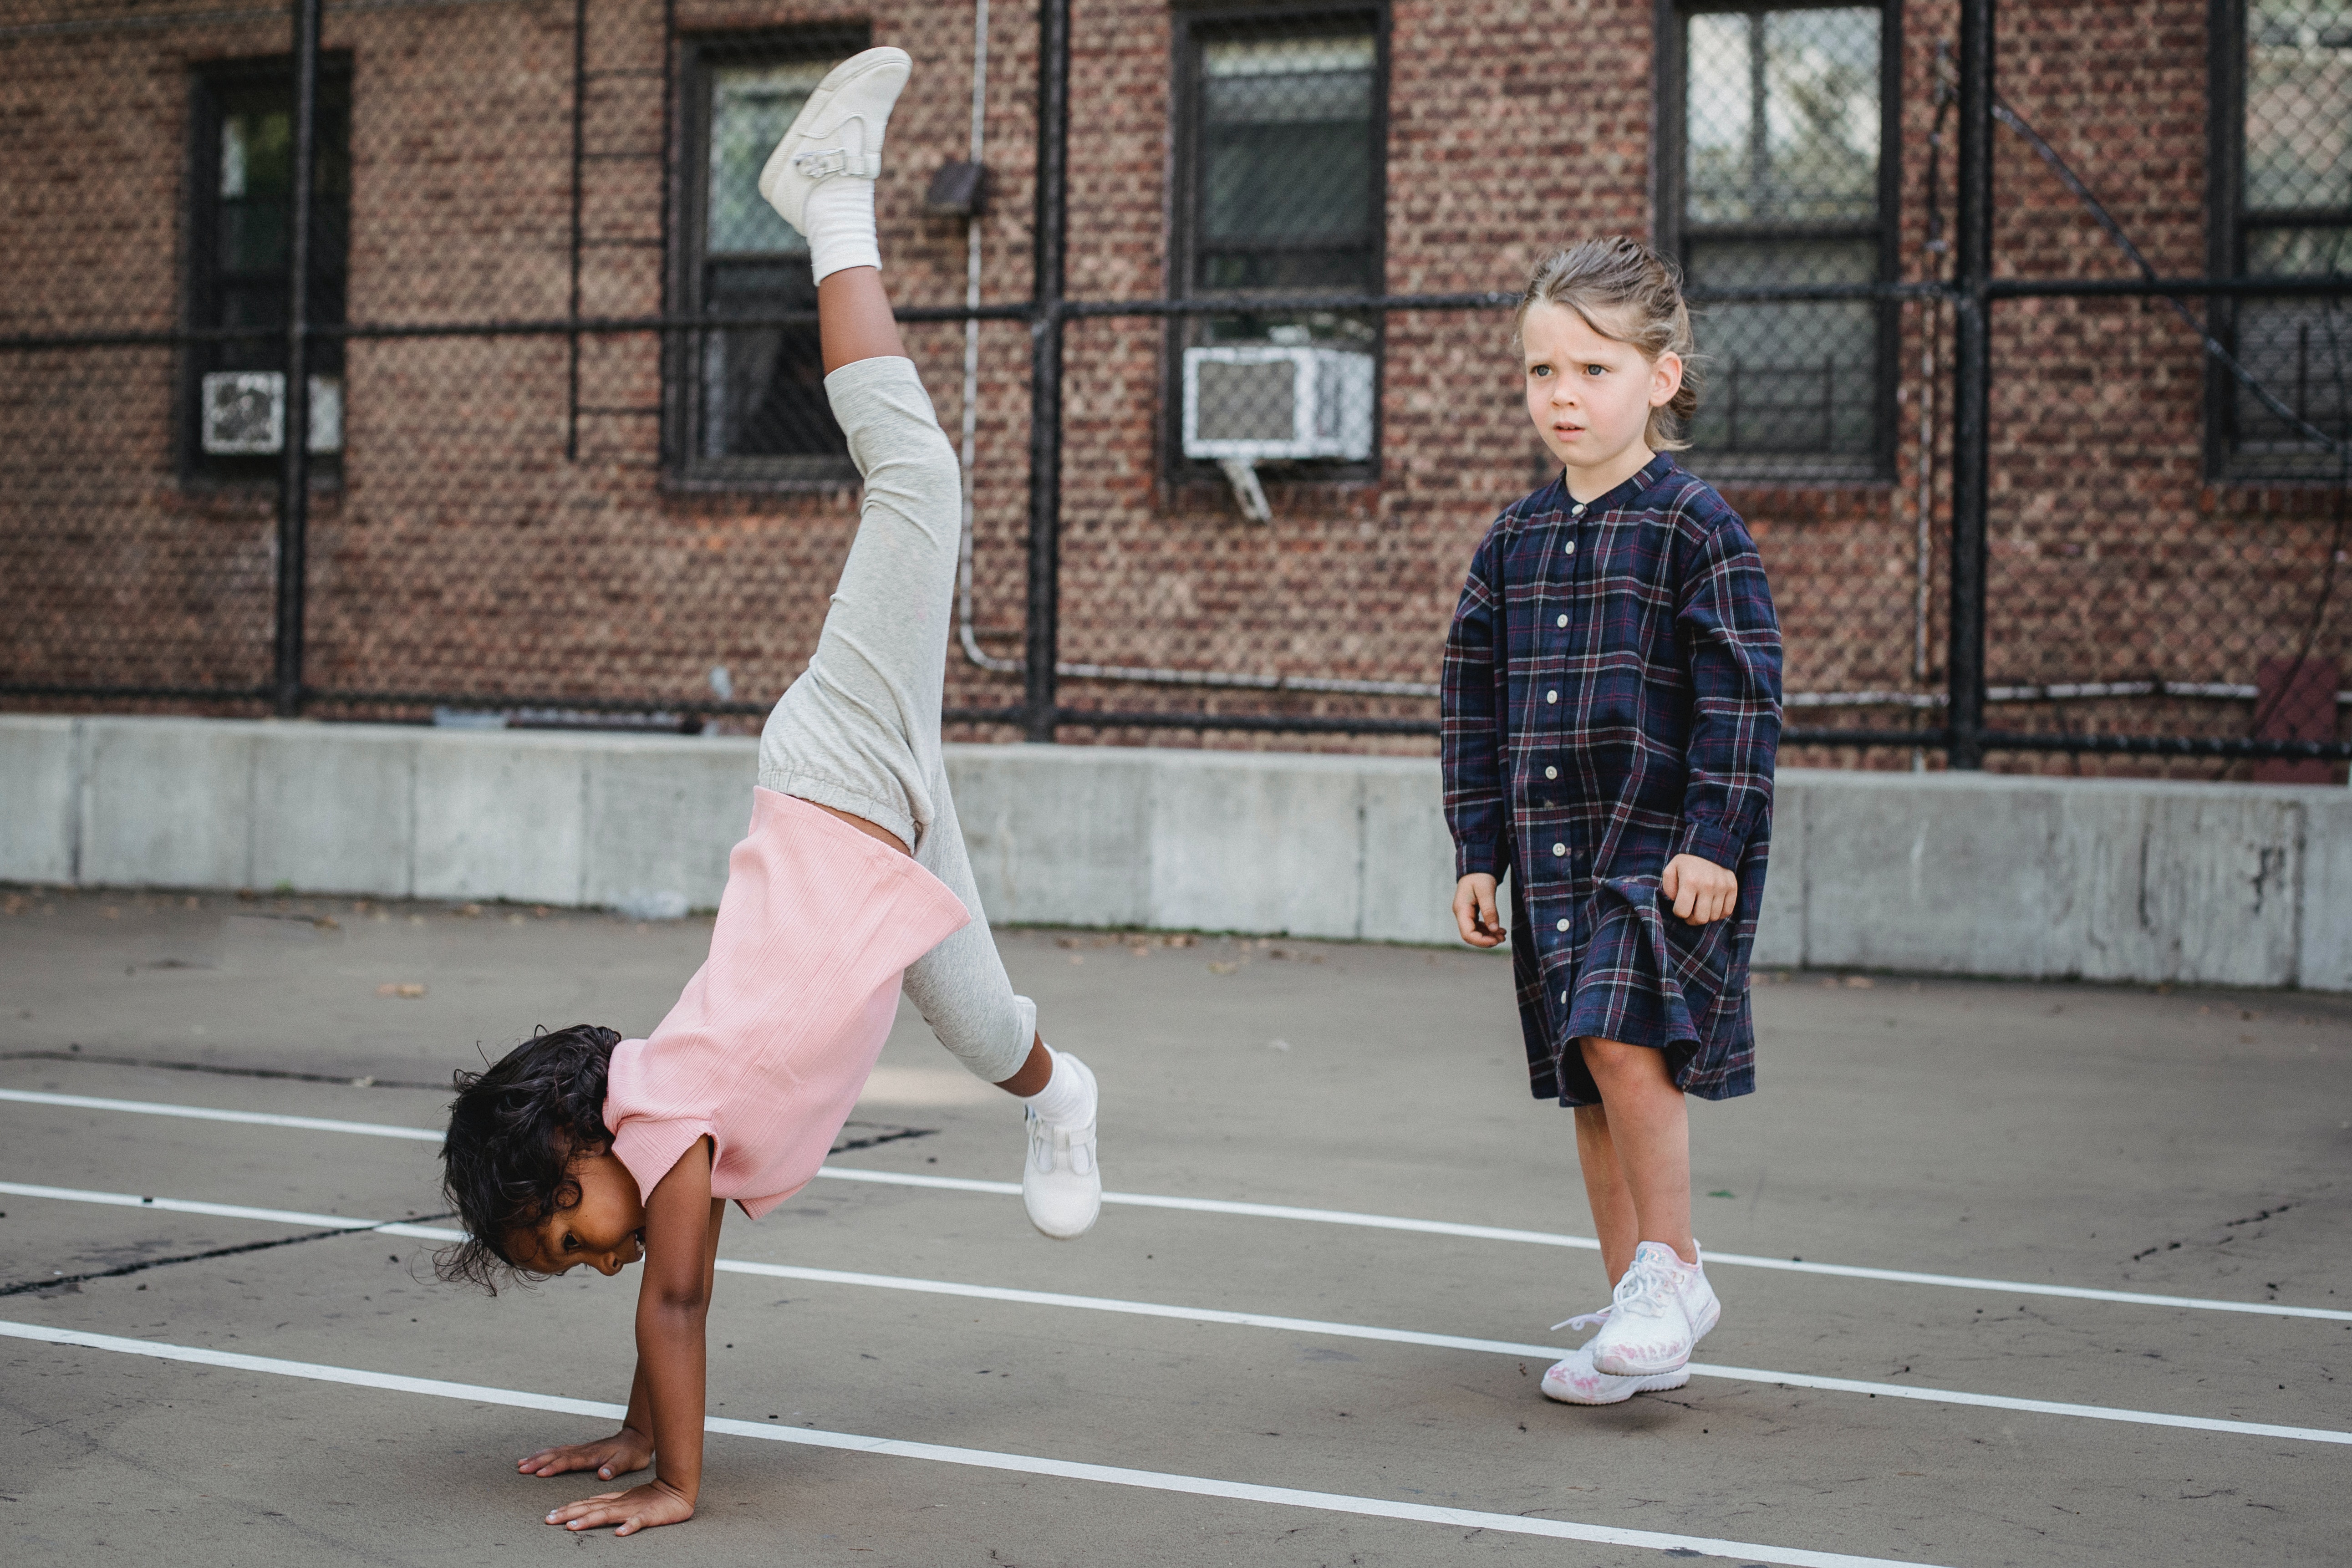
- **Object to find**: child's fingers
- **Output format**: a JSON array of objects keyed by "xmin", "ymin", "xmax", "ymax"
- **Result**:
[{"xmin": 547, "ymin": 1491, "xmax": 627, "ymax": 1527}]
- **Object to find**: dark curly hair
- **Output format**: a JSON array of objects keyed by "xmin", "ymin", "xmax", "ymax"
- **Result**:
[{"xmin": 435, "ymin": 1023, "xmax": 622, "ymax": 1292}]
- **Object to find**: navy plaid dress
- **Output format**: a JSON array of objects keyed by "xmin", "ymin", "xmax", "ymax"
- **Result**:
[{"xmin": 1442, "ymin": 454, "xmax": 1782, "ymax": 1107}]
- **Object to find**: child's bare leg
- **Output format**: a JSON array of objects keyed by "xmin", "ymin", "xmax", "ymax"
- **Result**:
[
  {"xmin": 818, "ymin": 265, "xmax": 909, "ymax": 373},
  {"xmin": 1578, "ymin": 1036, "xmax": 1696, "ymax": 1265},
  {"xmin": 1572, "ymin": 1103, "xmax": 1640, "ymax": 1285}
]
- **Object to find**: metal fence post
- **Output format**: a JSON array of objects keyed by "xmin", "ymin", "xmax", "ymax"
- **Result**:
[
  {"xmin": 1022, "ymin": 0, "xmax": 1070, "ymax": 742},
  {"xmin": 1945, "ymin": 0, "xmax": 1994, "ymax": 769},
  {"xmin": 274, "ymin": 0, "xmax": 325, "ymax": 718}
]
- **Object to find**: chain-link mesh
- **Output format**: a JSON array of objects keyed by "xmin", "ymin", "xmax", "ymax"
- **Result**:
[{"xmin": 1, "ymin": 0, "xmax": 2345, "ymax": 775}]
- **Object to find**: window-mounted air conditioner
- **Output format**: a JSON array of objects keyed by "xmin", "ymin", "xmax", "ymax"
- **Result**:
[
  {"xmin": 200, "ymin": 371, "xmax": 344, "ymax": 455},
  {"xmin": 1180, "ymin": 345, "xmax": 1374, "ymax": 521}
]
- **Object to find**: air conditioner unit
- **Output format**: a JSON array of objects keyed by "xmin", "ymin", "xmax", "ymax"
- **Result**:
[
  {"xmin": 1182, "ymin": 345, "xmax": 1374, "ymax": 463},
  {"xmin": 200, "ymin": 371, "xmax": 344, "ymax": 455},
  {"xmin": 1181, "ymin": 346, "xmax": 1373, "ymax": 523}
]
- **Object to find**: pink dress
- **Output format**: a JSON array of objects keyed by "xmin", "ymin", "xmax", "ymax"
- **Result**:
[{"xmin": 602, "ymin": 788, "xmax": 971, "ymax": 1218}]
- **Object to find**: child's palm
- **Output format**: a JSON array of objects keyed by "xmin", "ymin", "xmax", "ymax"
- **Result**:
[{"xmin": 519, "ymin": 1427, "xmax": 654, "ymax": 1481}]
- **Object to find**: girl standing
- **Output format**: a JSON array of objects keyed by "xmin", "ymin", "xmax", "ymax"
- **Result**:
[{"xmin": 1442, "ymin": 238, "xmax": 1782, "ymax": 1406}]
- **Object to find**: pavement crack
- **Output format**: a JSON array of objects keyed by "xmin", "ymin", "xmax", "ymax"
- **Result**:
[{"xmin": 2, "ymin": 1211, "xmax": 457, "ymax": 1298}]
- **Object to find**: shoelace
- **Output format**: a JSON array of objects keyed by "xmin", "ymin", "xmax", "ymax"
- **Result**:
[
  {"xmin": 1548, "ymin": 1304, "xmax": 1611, "ymax": 1334},
  {"xmin": 1604, "ymin": 1252, "xmax": 1677, "ymax": 1321}
]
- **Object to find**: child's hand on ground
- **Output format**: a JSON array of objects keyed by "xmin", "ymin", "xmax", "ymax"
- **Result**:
[
  {"xmin": 519, "ymin": 1427, "xmax": 654, "ymax": 1482},
  {"xmin": 545, "ymin": 1479, "xmax": 696, "ymax": 1537},
  {"xmin": 1662, "ymin": 853, "xmax": 1738, "ymax": 926},
  {"xmin": 1453, "ymin": 873, "xmax": 1506, "ymax": 947}
]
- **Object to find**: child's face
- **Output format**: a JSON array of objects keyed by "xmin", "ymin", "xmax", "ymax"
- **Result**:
[
  {"xmin": 506, "ymin": 1147, "xmax": 648, "ymax": 1278},
  {"xmin": 1521, "ymin": 300, "xmax": 1682, "ymax": 485}
]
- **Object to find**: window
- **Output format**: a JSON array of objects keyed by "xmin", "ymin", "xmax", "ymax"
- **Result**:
[
  {"xmin": 1169, "ymin": 8, "xmax": 1385, "ymax": 482},
  {"xmin": 182, "ymin": 57, "xmax": 350, "ymax": 486},
  {"xmin": 2215, "ymin": 0, "xmax": 2351, "ymax": 478},
  {"xmin": 1658, "ymin": 2, "xmax": 1897, "ymax": 481},
  {"xmin": 674, "ymin": 28, "xmax": 867, "ymax": 485}
]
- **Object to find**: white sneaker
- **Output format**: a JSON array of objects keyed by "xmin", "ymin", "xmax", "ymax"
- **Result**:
[
  {"xmin": 1539, "ymin": 1308, "xmax": 1691, "ymax": 1405},
  {"xmin": 1022, "ymin": 1108, "xmax": 1100, "ymax": 1239},
  {"xmin": 1585, "ymin": 1241, "xmax": 1721, "ymax": 1378},
  {"xmin": 757, "ymin": 46, "xmax": 910, "ymax": 232}
]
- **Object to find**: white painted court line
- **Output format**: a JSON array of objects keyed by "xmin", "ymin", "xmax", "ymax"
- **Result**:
[
  {"xmin": 10, "ymin": 1180, "xmax": 2344, "ymax": 1449},
  {"xmin": 7, "ymin": 1084, "xmax": 2347, "ymax": 1324},
  {"xmin": 0, "ymin": 1319, "xmax": 1955, "ymax": 1568},
  {"xmin": 0, "ymin": 1180, "xmax": 395, "ymax": 1232},
  {"xmin": 0, "ymin": 1087, "xmax": 442, "ymax": 1142},
  {"xmin": 813, "ymin": 1167, "xmax": 2352, "ymax": 1323}
]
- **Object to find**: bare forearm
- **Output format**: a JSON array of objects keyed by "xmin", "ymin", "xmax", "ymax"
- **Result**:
[
  {"xmin": 636, "ymin": 1298, "xmax": 708, "ymax": 1502},
  {"xmin": 622, "ymin": 1356, "xmax": 654, "ymax": 1440}
]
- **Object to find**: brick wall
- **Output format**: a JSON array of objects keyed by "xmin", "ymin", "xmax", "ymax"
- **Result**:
[{"xmin": 1, "ymin": 0, "xmax": 2343, "ymax": 777}]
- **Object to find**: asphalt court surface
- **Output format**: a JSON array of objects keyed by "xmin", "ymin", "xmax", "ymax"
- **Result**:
[{"xmin": 3, "ymin": 886, "xmax": 2349, "ymax": 1566}]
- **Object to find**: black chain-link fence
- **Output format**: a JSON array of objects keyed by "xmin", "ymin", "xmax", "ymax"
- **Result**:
[{"xmin": 2, "ymin": 0, "xmax": 2345, "ymax": 776}]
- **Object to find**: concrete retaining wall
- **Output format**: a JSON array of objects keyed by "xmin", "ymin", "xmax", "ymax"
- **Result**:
[{"xmin": 4, "ymin": 715, "xmax": 2345, "ymax": 990}]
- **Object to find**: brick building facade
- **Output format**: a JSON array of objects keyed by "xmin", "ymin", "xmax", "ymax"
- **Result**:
[{"xmin": 2, "ymin": 0, "xmax": 2345, "ymax": 774}]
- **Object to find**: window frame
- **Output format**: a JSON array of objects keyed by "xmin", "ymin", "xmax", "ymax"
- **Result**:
[
  {"xmin": 667, "ymin": 24, "xmax": 870, "ymax": 492},
  {"xmin": 2205, "ymin": 0, "xmax": 2352, "ymax": 482},
  {"xmin": 1653, "ymin": 0, "xmax": 1902, "ymax": 485},
  {"xmin": 1163, "ymin": 0, "xmax": 1391, "ymax": 489},
  {"xmin": 178, "ymin": 52, "xmax": 353, "ymax": 491}
]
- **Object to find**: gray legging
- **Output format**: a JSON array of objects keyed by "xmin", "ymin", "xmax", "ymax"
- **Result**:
[{"xmin": 755, "ymin": 354, "xmax": 1035, "ymax": 1085}]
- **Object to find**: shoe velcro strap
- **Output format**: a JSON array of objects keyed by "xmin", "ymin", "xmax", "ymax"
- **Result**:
[{"xmin": 793, "ymin": 147, "xmax": 881, "ymax": 180}]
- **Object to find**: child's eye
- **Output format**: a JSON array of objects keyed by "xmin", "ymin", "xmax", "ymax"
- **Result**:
[
  {"xmin": 1584, "ymin": 364, "xmax": 1607, "ymax": 376},
  {"xmin": 561, "ymin": 1233, "xmax": 581, "ymax": 1252}
]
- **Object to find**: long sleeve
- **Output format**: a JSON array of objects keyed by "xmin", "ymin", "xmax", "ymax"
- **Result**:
[
  {"xmin": 1672, "ymin": 514, "xmax": 1782, "ymax": 871},
  {"xmin": 1442, "ymin": 525, "xmax": 1510, "ymax": 880}
]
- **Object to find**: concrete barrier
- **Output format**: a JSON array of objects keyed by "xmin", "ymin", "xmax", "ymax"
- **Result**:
[{"xmin": 3, "ymin": 715, "xmax": 2343, "ymax": 990}]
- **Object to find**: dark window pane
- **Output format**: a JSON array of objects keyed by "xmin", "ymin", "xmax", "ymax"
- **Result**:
[
  {"xmin": 1685, "ymin": 239, "xmax": 1878, "ymax": 458},
  {"xmin": 2234, "ymin": 8, "xmax": 2350, "ymax": 472},
  {"xmin": 1200, "ymin": 39, "xmax": 1375, "ymax": 259},
  {"xmin": 699, "ymin": 261, "xmax": 835, "ymax": 459}
]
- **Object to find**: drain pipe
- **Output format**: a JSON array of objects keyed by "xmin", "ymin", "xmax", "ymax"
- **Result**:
[{"xmin": 957, "ymin": 0, "xmax": 1019, "ymax": 675}]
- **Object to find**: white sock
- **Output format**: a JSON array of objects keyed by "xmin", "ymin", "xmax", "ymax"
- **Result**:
[
  {"xmin": 1019, "ymin": 1047, "xmax": 1096, "ymax": 1130},
  {"xmin": 803, "ymin": 175, "xmax": 880, "ymax": 285}
]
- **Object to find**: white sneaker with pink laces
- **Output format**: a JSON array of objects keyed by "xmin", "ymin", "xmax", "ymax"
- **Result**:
[
  {"xmin": 1584, "ymin": 1240, "xmax": 1721, "ymax": 1378},
  {"xmin": 1538, "ymin": 1306, "xmax": 1692, "ymax": 1405}
]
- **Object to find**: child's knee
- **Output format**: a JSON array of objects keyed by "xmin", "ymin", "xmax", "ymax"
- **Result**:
[{"xmin": 1578, "ymin": 1034, "xmax": 1661, "ymax": 1086}]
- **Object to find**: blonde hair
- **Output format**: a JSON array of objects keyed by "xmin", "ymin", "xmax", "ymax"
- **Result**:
[{"xmin": 1515, "ymin": 237, "xmax": 1702, "ymax": 453}]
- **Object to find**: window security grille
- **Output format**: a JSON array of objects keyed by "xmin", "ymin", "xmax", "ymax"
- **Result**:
[
  {"xmin": 675, "ymin": 31, "xmax": 867, "ymax": 483},
  {"xmin": 1666, "ymin": 4, "xmax": 1893, "ymax": 480},
  {"xmin": 2225, "ymin": 0, "xmax": 2351, "ymax": 476},
  {"xmin": 1171, "ymin": 16, "xmax": 1385, "ymax": 494},
  {"xmin": 182, "ymin": 59, "xmax": 350, "ymax": 484}
]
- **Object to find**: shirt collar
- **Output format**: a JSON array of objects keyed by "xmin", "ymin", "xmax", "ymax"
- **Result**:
[{"xmin": 1562, "ymin": 452, "xmax": 1676, "ymax": 516}]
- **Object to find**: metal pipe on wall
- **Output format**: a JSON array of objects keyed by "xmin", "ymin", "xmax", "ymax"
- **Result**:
[
  {"xmin": 1945, "ymin": 0, "xmax": 1994, "ymax": 769},
  {"xmin": 958, "ymin": 0, "xmax": 1019, "ymax": 678},
  {"xmin": 1022, "ymin": 0, "xmax": 1070, "ymax": 741},
  {"xmin": 274, "ymin": 0, "xmax": 325, "ymax": 718}
]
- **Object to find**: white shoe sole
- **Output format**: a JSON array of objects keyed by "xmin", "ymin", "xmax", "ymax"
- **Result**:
[{"xmin": 1539, "ymin": 1359, "xmax": 1692, "ymax": 1406}]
